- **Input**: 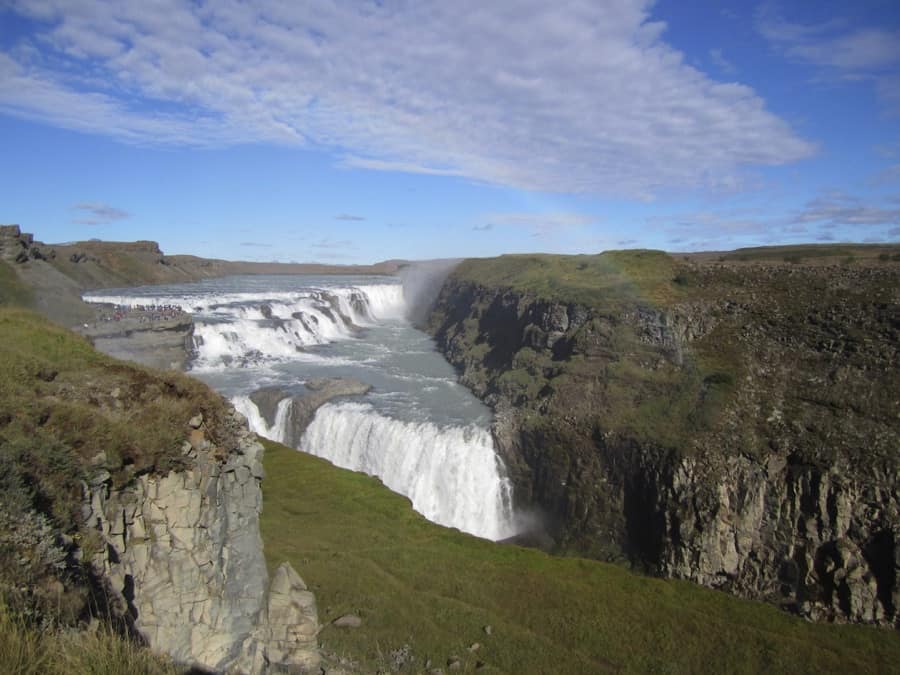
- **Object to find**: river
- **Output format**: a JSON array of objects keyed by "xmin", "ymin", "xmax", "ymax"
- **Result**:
[{"xmin": 84, "ymin": 274, "xmax": 517, "ymax": 541}]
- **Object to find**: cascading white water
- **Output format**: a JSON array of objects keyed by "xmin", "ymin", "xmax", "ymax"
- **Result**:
[
  {"xmin": 232, "ymin": 395, "xmax": 292, "ymax": 444},
  {"xmin": 84, "ymin": 274, "xmax": 519, "ymax": 542},
  {"xmin": 266, "ymin": 400, "xmax": 516, "ymax": 541},
  {"xmin": 84, "ymin": 284, "xmax": 406, "ymax": 369}
]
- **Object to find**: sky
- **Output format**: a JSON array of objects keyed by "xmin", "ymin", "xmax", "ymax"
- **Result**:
[{"xmin": 0, "ymin": 0, "xmax": 899, "ymax": 264}]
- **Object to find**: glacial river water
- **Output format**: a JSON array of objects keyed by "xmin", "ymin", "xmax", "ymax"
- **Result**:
[{"xmin": 84, "ymin": 274, "xmax": 517, "ymax": 541}]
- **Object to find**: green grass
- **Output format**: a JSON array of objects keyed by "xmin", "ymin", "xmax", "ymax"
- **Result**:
[
  {"xmin": 0, "ymin": 260, "xmax": 32, "ymax": 307},
  {"xmin": 0, "ymin": 307, "xmax": 233, "ymax": 497},
  {"xmin": 454, "ymin": 250, "xmax": 684, "ymax": 310},
  {"xmin": 719, "ymin": 243, "xmax": 899, "ymax": 264},
  {"xmin": 0, "ymin": 602, "xmax": 181, "ymax": 674},
  {"xmin": 0, "ymin": 307, "xmax": 235, "ymax": 624},
  {"xmin": 260, "ymin": 440, "xmax": 900, "ymax": 674}
]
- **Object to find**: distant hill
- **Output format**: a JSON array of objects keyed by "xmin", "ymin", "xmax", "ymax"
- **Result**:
[{"xmin": 0, "ymin": 224, "xmax": 406, "ymax": 326}]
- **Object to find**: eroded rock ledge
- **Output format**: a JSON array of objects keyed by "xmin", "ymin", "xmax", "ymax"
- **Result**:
[
  {"xmin": 427, "ymin": 263, "xmax": 898, "ymax": 626},
  {"xmin": 83, "ymin": 408, "xmax": 320, "ymax": 673},
  {"xmin": 249, "ymin": 378, "xmax": 372, "ymax": 448}
]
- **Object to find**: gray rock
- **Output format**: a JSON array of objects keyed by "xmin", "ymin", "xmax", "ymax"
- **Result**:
[
  {"xmin": 84, "ymin": 410, "xmax": 321, "ymax": 673},
  {"xmin": 332, "ymin": 614, "xmax": 363, "ymax": 628},
  {"xmin": 249, "ymin": 378, "xmax": 372, "ymax": 448}
]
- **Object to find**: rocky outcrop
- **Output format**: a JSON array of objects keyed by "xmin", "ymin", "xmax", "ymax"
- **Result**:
[
  {"xmin": 0, "ymin": 224, "xmax": 56, "ymax": 266},
  {"xmin": 249, "ymin": 378, "xmax": 372, "ymax": 448},
  {"xmin": 427, "ymin": 261, "xmax": 899, "ymax": 626},
  {"xmin": 77, "ymin": 310, "xmax": 195, "ymax": 371},
  {"xmin": 83, "ymin": 409, "xmax": 321, "ymax": 672}
]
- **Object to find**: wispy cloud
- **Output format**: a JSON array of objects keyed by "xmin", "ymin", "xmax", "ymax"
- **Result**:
[
  {"xmin": 311, "ymin": 238, "xmax": 353, "ymax": 249},
  {"xmin": 649, "ymin": 192, "xmax": 900, "ymax": 250},
  {"xmin": 709, "ymin": 48, "xmax": 737, "ymax": 75},
  {"xmin": 756, "ymin": 3, "xmax": 900, "ymax": 109},
  {"xmin": 240, "ymin": 242, "xmax": 273, "ymax": 247},
  {"xmin": 71, "ymin": 201, "xmax": 130, "ymax": 225},
  {"xmin": 1, "ymin": 0, "xmax": 814, "ymax": 197},
  {"xmin": 335, "ymin": 213, "xmax": 365, "ymax": 221},
  {"xmin": 792, "ymin": 192, "xmax": 900, "ymax": 227},
  {"xmin": 484, "ymin": 211, "xmax": 598, "ymax": 238},
  {"xmin": 473, "ymin": 224, "xmax": 493, "ymax": 232}
]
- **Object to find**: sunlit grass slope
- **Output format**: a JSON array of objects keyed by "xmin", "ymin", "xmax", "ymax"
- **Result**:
[
  {"xmin": 452, "ymin": 250, "xmax": 683, "ymax": 310},
  {"xmin": 0, "ymin": 603, "xmax": 180, "ymax": 675},
  {"xmin": 260, "ymin": 440, "xmax": 899, "ymax": 674}
]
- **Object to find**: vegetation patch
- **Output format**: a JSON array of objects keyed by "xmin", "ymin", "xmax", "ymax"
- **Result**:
[
  {"xmin": 0, "ymin": 307, "xmax": 232, "ymax": 627},
  {"xmin": 454, "ymin": 250, "xmax": 685, "ymax": 310},
  {"xmin": 260, "ymin": 440, "xmax": 900, "ymax": 673},
  {"xmin": 0, "ymin": 602, "xmax": 180, "ymax": 674},
  {"xmin": 0, "ymin": 260, "xmax": 32, "ymax": 307}
]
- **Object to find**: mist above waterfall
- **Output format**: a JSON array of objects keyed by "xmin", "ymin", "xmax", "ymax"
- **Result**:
[{"xmin": 400, "ymin": 259, "xmax": 461, "ymax": 327}]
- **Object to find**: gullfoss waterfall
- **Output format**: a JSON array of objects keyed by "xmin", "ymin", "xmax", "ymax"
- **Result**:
[{"xmin": 84, "ymin": 275, "xmax": 517, "ymax": 541}]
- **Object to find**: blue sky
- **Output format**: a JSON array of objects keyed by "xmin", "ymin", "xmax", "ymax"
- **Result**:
[{"xmin": 0, "ymin": 0, "xmax": 898, "ymax": 263}]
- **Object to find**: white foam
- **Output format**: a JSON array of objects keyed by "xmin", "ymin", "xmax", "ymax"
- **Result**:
[
  {"xmin": 299, "ymin": 401, "xmax": 517, "ymax": 541},
  {"xmin": 85, "ymin": 284, "xmax": 408, "ymax": 369},
  {"xmin": 232, "ymin": 395, "xmax": 292, "ymax": 444}
]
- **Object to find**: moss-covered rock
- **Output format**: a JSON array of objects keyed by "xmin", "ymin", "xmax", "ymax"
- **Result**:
[{"xmin": 427, "ymin": 248, "xmax": 900, "ymax": 626}]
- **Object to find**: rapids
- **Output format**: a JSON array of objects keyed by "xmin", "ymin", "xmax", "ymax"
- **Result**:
[{"xmin": 84, "ymin": 275, "xmax": 517, "ymax": 540}]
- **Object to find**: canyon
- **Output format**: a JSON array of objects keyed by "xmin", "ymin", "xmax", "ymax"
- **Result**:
[
  {"xmin": 426, "ymin": 250, "xmax": 899, "ymax": 625},
  {"xmin": 1, "ymin": 225, "xmax": 898, "ymax": 673}
]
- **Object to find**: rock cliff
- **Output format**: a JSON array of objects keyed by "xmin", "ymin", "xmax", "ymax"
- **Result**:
[
  {"xmin": 0, "ymin": 302, "xmax": 322, "ymax": 672},
  {"xmin": 84, "ymin": 410, "xmax": 321, "ymax": 673},
  {"xmin": 245, "ymin": 378, "xmax": 372, "ymax": 448},
  {"xmin": 427, "ymin": 251, "xmax": 899, "ymax": 626}
]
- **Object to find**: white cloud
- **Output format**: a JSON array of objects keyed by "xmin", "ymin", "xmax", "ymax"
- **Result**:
[
  {"xmin": 709, "ymin": 48, "xmax": 737, "ymax": 75},
  {"xmin": 793, "ymin": 193, "xmax": 900, "ymax": 227},
  {"xmin": 756, "ymin": 3, "xmax": 900, "ymax": 109},
  {"xmin": 1, "ymin": 0, "xmax": 815, "ymax": 196},
  {"xmin": 485, "ymin": 211, "xmax": 598, "ymax": 237},
  {"xmin": 71, "ymin": 201, "xmax": 130, "ymax": 224}
]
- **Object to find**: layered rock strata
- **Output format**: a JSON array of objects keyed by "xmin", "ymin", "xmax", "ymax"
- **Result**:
[
  {"xmin": 83, "ymin": 410, "xmax": 320, "ymax": 672},
  {"xmin": 427, "ymin": 262, "xmax": 898, "ymax": 626}
]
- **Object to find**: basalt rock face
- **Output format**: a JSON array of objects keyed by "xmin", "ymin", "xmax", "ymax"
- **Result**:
[
  {"xmin": 84, "ymin": 410, "xmax": 321, "ymax": 672},
  {"xmin": 249, "ymin": 378, "xmax": 372, "ymax": 448},
  {"xmin": 427, "ymin": 260, "xmax": 898, "ymax": 626}
]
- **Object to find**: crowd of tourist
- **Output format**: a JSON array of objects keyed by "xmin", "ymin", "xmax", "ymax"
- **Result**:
[{"xmin": 95, "ymin": 303, "xmax": 184, "ymax": 323}]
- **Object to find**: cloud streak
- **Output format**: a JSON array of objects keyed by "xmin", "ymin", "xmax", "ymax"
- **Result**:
[
  {"xmin": 756, "ymin": 4, "xmax": 900, "ymax": 109},
  {"xmin": 793, "ymin": 193, "xmax": 900, "ymax": 227},
  {"xmin": 1, "ymin": 0, "xmax": 814, "ymax": 197},
  {"xmin": 71, "ymin": 201, "xmax": 130, "ymax": 225},
  {"xmin": 485, "ymin": 211, "xmax": 598, "ymax": 238}
]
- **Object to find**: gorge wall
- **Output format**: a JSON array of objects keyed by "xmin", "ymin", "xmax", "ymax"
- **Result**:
[
  {"xmin": 0, "ymin": 305, "xmax": 322, "ymax": 673},
  {"xmin": 84, "ymin": 409, "xmax": 321, "ymax": 673},
  {"xmin": 426, "ymin": 252, "xmax": 899, "ymax": 626}
]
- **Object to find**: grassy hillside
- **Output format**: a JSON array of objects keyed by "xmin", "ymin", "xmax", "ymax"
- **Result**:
[
  {"xmin": 0, "ymin": 603, "xmax": 179, "ymax": 674},
  {"xmin": 0, "ymin": 260, "xmax": 32, "ymax": 307},
  {"xmin": 452, "ymin": 250, "xmax": 684, "ymax": 310},
  {"xmin": 0, "ymin": 306, "xmax": 234, "ymax": 656},
  {"xmin": 260, "ymin": 440, "xmax": 900, "ymax": 674},
  {"xmin": 452, "ymin": 245, "xmax": 900, "ymax": 311}
]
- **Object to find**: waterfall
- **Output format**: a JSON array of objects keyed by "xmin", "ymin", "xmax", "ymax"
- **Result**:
[
  {"xmin": 240, "ymin": 397, "xmax": 516, "ymax": 542},
  {"xmin": 301, "ymin": 402, "xmax": 516, "ymax": 541},
  {"xmin": 232, "ymin": 395, "xmax": 293, "ymax": 444},
  {"xmin": 86, "ymin": 276, "xmax": 518, "ymax": 542},
  {"xmin": 84, "ymin": 284, "xmax": 407, "ymax": 369}
]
